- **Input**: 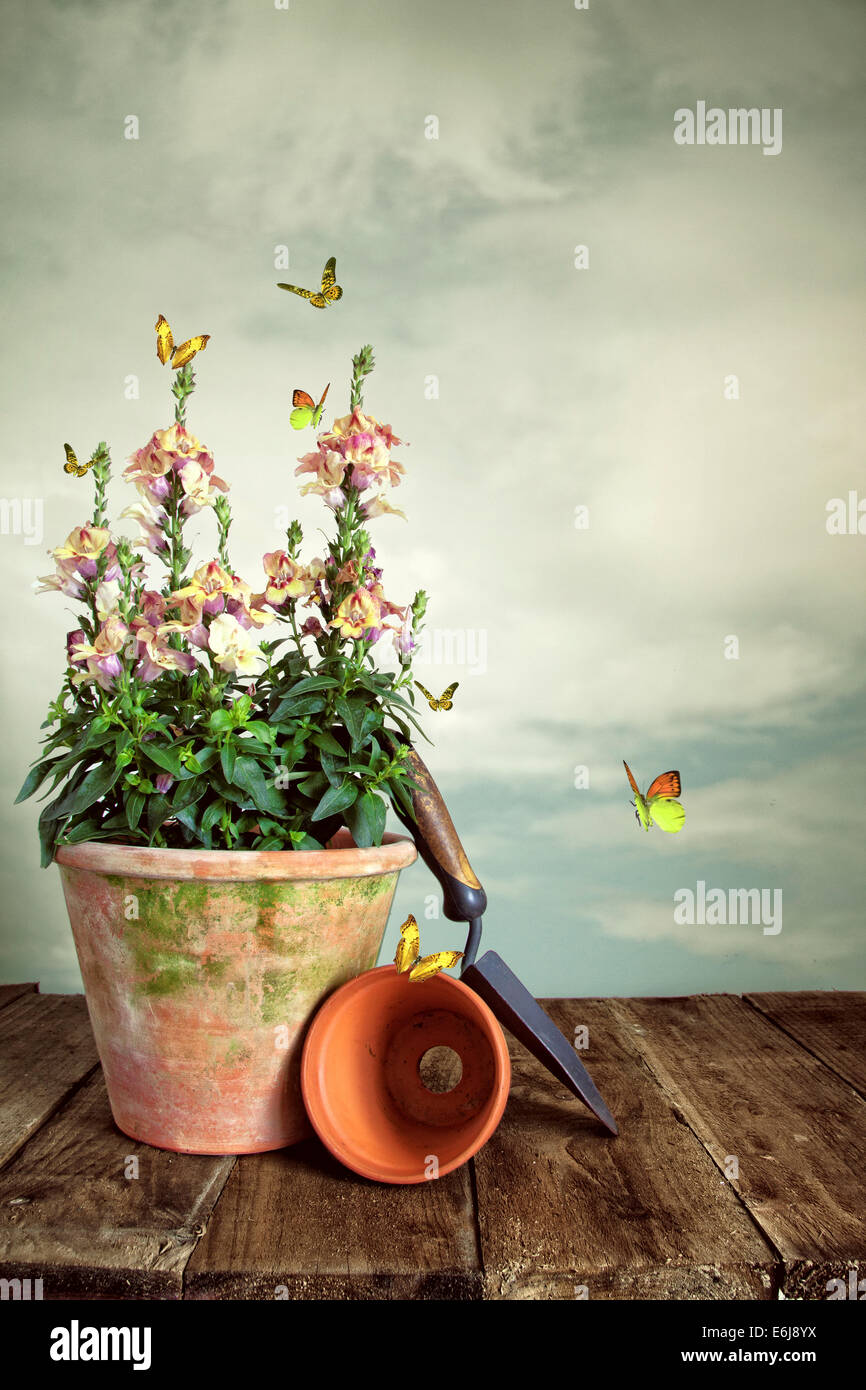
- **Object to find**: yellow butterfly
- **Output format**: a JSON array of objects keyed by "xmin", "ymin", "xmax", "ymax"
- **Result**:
[
  {"xmin": 155, "ymin": 315, "xmax": 211, "ymax": 369},
  {"xmin": 63, "ymin": 444, "xmax": 95, "ymax": 478},
  {"xmin": 414, "ymin": 681, "xmax": 458, "ymax": 711},
  {"xmin": 394, "ymin": 914, "xmax": 463, "ymax": 983},
  {"xmin": 277, "ymin": 256, "xmax": 343, "ymax": 309}
]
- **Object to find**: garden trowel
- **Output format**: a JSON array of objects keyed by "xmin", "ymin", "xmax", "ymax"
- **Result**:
[{"xmin": 392, "ymin": 746, "xmax": 618, "ymax": 1136}]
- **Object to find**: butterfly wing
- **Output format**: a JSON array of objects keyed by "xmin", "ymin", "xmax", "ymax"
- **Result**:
[
  {"xmin": 290, "ymin": 389, "xmax": 316, "ymax": 428},
  {"xmin": 171, "ymin": 334, "xmax": 210, "ymax": 369},
  {"xmin": 155, "ymin": 314, "xmax": 174, "ymax": 365},
  {"xmin": 63, "ymin": 443, "xmax": 79, "ymax": 474},
  {"xmin": 313, "ymin": 382, "xmax": 331, "ymax": 425},
  {"xmin": 438, "ymin": 682, "xmax": 458, "ymax": 710},
  {"xmin": 414, "ymin": 681, "xmax": 435, "ymax": 708},
  {"xmin": 646, "ymin": 771, "xmax": 681, "ymax": 800},
  {"xmin": 648, "ymin": 798, "xmax": 685, "ymax": 833},
  {"xmin": 277, "ymin": 282, "xmax": 316, "ymax": 300},
  {"xmin": 320, "ymin": 258, "xmax": 342, "ymax": 303},
  {"xmin": 394, "ymin": 914, "xmax": 420, "ymax": 973},
  {"xmin": 623, "ymin": 760, "xmax": 641, "ymax": 798},
  {"xmin": 624, "ymin": 760, "xmax": 651, "ymax": 829},
  {"xmin": 408, "ymin": 951, "xmax": 464, "ymax": 983}
]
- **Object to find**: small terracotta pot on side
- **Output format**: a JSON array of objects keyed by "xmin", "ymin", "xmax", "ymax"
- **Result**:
[{"xmin": 301, "ymin": 964, "xmax": 511, "ymax": 1184}]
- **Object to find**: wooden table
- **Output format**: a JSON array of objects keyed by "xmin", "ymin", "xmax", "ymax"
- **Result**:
[{"xmin": 0, "ymin": 983, "xmax": 862, "ymax": 1301}]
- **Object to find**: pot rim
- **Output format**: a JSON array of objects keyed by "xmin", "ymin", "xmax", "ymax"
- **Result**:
[
  {"xmin": 54, "ymin": 828, "xmax": 417, "ymax": 881},
  {"xmin": 301, "ymin": 963, "xmax": 512, "ymax": 1184}
]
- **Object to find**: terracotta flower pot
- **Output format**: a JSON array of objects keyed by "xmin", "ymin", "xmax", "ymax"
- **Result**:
[
  {"xmin": 55, "ymin": 830, "xmax": 416, "ymax": 1155},
  {"xmin": 301, "ymin": 964, "xmax": 511, "ymax": 1183}
]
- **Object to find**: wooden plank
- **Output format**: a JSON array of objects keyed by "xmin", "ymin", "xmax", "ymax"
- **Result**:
[
  {"xmin": 0, "ymin": 1069, "xmax": 234, "ymax": 1299},
  {"xmin": 474, "ymin": 998, "xmax": 777, "ymax": 1300},
  {"xmin": 185, "ymin": 1137, "xmax": 482, "ymax": 1300},
  {"xmin": 0, "ymin": 984, "xmax": 38, "ymax": 1010},
  {"xmin": 0, "ymin": 993, "xmax": 99, "ymax": 1170},
  {"xmin": 610, "ymin": 994, "xmax": 866, "ymax": 1300},
  {"xmin": 745, "ymin": 991, "xmax": 866, "ymax": 1097}
]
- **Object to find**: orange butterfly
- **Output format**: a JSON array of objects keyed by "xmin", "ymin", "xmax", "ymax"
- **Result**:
[
  {"xmin": 290, "ymin": 383, "xmax": 330, "ymax": 430},
  {"xmin": 623, "ymin": 761, "xmax": 685, "ymax": 833}
]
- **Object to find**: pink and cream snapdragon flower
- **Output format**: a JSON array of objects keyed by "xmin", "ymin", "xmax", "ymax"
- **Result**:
[
  {"xmin": 294, "ymin": 449, "xmax": 347, "ymax": 509},
  {"xmin": 123, "ymin": 424, "xmax": 228, "ymax": 515},
  {"xmin": 119, "ymin": 497, "xmax": 168, "ymax": 555},
  {"xmin": 128, "ymin": 618, "xmax": 197, "ymax": 683},
  {"xmin": 295, "ymin": 409, "xmax": 406, "ymax": 513},
  {"xmin": 68, "ymin": 616, "xmax": 129, "ymax": 692},
  {"xmin": 167, "ymin": 562, "xmax": 276, "ymax": 639},
  {"xmin": 328, "ymin": 582, "xmax": 405, "ymax": 643},
  {"xmin": 37, "ymin": 526, "xmax": 122, "ymax": 599},
  {"xmin": 207, "ymin": 613, "xmax": 260, "ymax": 676},
  {"xmin": 36, "ymin": 556, "xmax": 87, "ymax": 600},
  {"xmin": 259, "ymin": 551, "xmax": 325, "ymax": 610}
]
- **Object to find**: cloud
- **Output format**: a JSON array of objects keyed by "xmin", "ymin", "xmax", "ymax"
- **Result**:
[{"xmin": 1, "ymin": 0, "xmax": 863, "ymax": 993}]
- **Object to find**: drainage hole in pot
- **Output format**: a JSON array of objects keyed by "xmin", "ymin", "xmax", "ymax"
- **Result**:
[{"xmin": 418, "ymin": 1046, "xmax": 463, "ymax": 1093}]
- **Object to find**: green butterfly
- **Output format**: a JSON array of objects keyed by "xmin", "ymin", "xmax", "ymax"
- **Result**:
[
  {"xmin": 623, "ymin": 761, "xmax": 685, "ymax": 833},
  {"xmin": 290, "ymin": 383, "xmax": 329, "ymax": 431}
]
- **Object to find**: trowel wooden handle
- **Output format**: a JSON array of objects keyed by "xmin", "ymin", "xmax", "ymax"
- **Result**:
[{"xmin": 399, "ymin": 748, "xmax": 487, "ymax": 925}]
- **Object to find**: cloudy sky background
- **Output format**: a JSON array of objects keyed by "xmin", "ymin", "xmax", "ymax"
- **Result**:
[{"xmin": 0, "ymin": 0, "xmax": 863, "ymax": 994}]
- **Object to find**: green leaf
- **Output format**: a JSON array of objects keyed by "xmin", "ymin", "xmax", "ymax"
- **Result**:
[
  {"xmin": 271, "ymin": 694, "xmax": 326, "ymax": 721},
  {"xmin": 287, "ymin": 674, "xmax": 340, "ymax": 696},
  {"xmin": 51, "ymin": 761, "xmax": 123, "ymax": 819},
  {"xmin": 146, "ymin": 794, "xmax": 172, "ymax": 841},
  {"xmin": 15, "ymin": 759, "xmax": 62, "ymax": 804},
  {"xmin": 385, "ymin": 774, "xmax": 415, "ymax": 821},
  {"xmin": 38, "ymin": 814, "xmax": 60, "ymax": 867},
  {"xmin": 208, "ymin": 709, "xmax": 234, "ymax": 733},
  {"xmin": 220, "ymin": 741, "xmax": 236, "ymax": 783},
  {"xmin": 318, "ymin": 751, "xmax": 342, "ymax": 786},
  {"xmin": 296, "ymin": 771, "xmax": 328, "ymax": 797},
  {"xmin": 289, "ymin": 830, "xmax": 324, "ymax": 851},
  {"xmin": 172, "ymin": 780, "xmax": 206, "ymax": 812},
  {"xmin": 244, "ymin": 721, "xmax": 273, "ymax": 743},
  {"xmin": 141, "ymin": 744, "xmax": 189, "ymax": 779},
  {"xmin": 173, "ymin": 806, "xmax": 200, "ymax": 835},
  {"xmin": 233, "ymin": 694, "xmax": 253, "ymax": 723},
  {"xmin": 344, "ymin": 789, "xmax": 387, "ymax": 848},
  {"xmin": 312, "ymin": 729, "xmax": 345, "ymax": 757},
  {"xmin": 231, "ymin": 737, "xmax": 271, "ymax": 758},
  {"xmin": 311, "ymin": 778, "xmax": 358, "ymax": 822},
  {"xmin": 334, "ymin": 697, "xmax": 363, "ymax": 745},
  {"xmin": 355, "ymin": 671, "xmax": 395, "ymax": 697},
  {"xmin": 353, "ymin": 706, "xmax": 381, "ymax": 752},
  {"xmin": 61, "ymin": 818, "xmax": 101, "ymax": 845},
  {"xmin": 232, "ymin": 757, "xmax": 286, "ymax": 815},
  {"xmin": 126, "ymin": 791, "xmax": 146, "ymax": 831},
  {"xmin": 201, "ymin": 801, "xmax": 225, "ymax": 835}
]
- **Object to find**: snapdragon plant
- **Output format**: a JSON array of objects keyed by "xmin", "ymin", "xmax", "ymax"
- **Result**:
[{"xmin": 18, "ymin": 336, "xmax": 430, "ymax": 864}]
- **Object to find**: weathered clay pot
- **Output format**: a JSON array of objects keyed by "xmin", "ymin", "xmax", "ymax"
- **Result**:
[
  {"xmin": 55, "ymin": 830, "xmax": 416, "ymax": 1154},
  {"xmin": 302, "ymin": 965, "xmax": 511, "ymax": 1183}
]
